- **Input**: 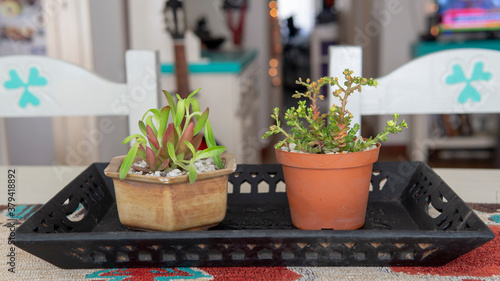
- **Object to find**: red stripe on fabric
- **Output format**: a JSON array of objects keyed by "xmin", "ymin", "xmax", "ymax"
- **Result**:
[{"xmin": 200, "ymin": 267, "xmax": 302, "ymax": 281}]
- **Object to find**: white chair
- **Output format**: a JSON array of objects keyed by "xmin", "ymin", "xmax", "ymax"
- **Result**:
[
  {"xmin": 329, "ymin": 46, "xmax": 500, "ymax": 163},
  {"xmin": 0, "ymin": 50, "xmax": 160, "ymax": 165}
]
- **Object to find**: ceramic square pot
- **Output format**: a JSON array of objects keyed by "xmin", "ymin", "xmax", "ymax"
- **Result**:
[{"xmin": 104, "ymin": 153, "xmax": 236, "ymax": 231}]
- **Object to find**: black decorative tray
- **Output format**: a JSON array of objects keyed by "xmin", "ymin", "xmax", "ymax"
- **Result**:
[{"xmin": 16, "ymin": 162, "xmax": 494, "ymax": 268}]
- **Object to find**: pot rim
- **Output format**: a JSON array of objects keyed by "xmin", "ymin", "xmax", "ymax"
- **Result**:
[
  {"xmin": 104, "ymin": 152, "xmax": 237, "ymax": 184},
  {"xmin": 275, "ymin": 141, "xmax": 381, "ymax": 154},
  {"xmin": 275, "ymin": 143, "xmax": 381, "ymax": 169}
]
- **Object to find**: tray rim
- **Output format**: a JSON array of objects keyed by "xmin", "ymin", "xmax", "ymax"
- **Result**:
[
  {"xmin": 17, "ymin": 226, "xmax": 495, "ymax": 240},
  {"xmin": 14, "ymin": 161, "xmax": 496, "ymax": 268},
  {"xmin": 15, "ymin": 161, "xmax": 496, "ymax": 239}
]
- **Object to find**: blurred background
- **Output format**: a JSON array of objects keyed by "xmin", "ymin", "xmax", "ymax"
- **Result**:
[{"xmin": 1, "ymin": 0, "xmax": 499, "ymax": 168}]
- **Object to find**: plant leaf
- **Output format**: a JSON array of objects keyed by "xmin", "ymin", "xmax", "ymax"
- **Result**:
[
  {"xmin": 203, "ymin": 119, "xmax": 224, "ymax": 167},
  {"xmin": 142, "ymin": 108, "xmax": 160, "ymax": 123},
  {"xmin": 187, "ymin": 88, "xmax": 201, "ymax": 100},
  {"xmin": 213, "ymin": 155, "xmax": 224, "ymax": 169},
  {"xmin": 193, "ymin": 108, "xmax": 209, "ymax": 135},
  {"xmin": 167, "ymin": 142, "xmax": 176, "ymax": 163},
  {"xmin": 138, "ymin": 121, "xmax": 147, "ymax": 137},
  {"xmin": 191, "ymin": 97, "xmax": 201, "ymax": 119},
  {"xmin": 163, "ymin": 123, "xmax": 176, "ymax": 148},
  {"xmin": 137, "ymin": 144, "xmax": 147, "ymax": 160},
  {"xmin": 119, "ymin": 142, "xmax": 140, "ymax": 180},
  {"xmin": 146, "ymin": 125, "xmax": 160, "ymax": 151},
  {"xmin": 158, "ymin": 157, "xmax": 170, "ymax": 171},
  {"xmin": 145, "ymin": 115, "xmax": 158, "ymax": 137},
  {"xmin": 184, "ymin": 140, "xmax": 196, "ymax": 156},
  {"xmin": 174, "ymin": 99, "xmax": 185, "ymax": 128},
  {"xmin": 195, "ymin": 146, "xmax": 226, "ymax": 161},
  {"xmin": 188, "ymin": 164, "xmax": 197, "ymax": 183},
  {"xmin": 204, "ymin": 119, "xmax": 216, "ymax": 147},
  {"xmin": 176, "ymin": 153, "xmax": 185, "ymax": 162},
  {"xmin": 177, "ymin": 122, "xmax": 194, "ymax": 155},
  {"xmin": 145, "ymin": 147, "xmax": 156, "ymax": 171},
  {"xmin": 122, "ymin": 134, "xmax": 146, "ymax": 145},
  {"xmin": 163, "ymin": 90, "xmax": 176, "ymax": 112},
  {"xmin": 191, "ymin": 134, "xmax": 203, "ymax": 150},
  {"xmin": 131, "ymin": 165, "xmax": 149, "ymax": 173},
  {"xmin": 158, "ymin": 106, "xmax": 170, "ymax": 145}
]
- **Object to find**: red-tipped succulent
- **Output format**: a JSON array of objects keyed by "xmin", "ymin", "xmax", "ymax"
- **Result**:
[{"xmin": 119, "ymin": 89, "xmax": 225, "ymax": 183}]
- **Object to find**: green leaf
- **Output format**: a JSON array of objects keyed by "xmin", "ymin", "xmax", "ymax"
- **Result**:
[
  {"xmin": 213, "ymin": 155, "xmax": 224, "ymax": 169},
  {"xmin": 142, "ymin": 108, "xmax": 160, "ymax": 123},
  {"xmin": 174, "ymin": 99, "xmax": 185, "ymax": 128},
  {"xmin": 176, "ymin": 152, "xmax": 185, "ymax": 161},
  {"xmin": 138, "ymin": 121, "xmax": 147, "ymax": 137},
  {"xmin": 187, "ymin": 88, "xmax": 201, "ymax": 100},
  {"xmin": 191, "ymin": 97, "xmax": 201, "ymax": 118},
  {"xmin": 145, "ymin": 115, "xmax": 158, "ymax": 137},
  {"xmin": 158, "ymin": 106, "xmax": 170, "ymax": 144},
  {"xmin": 188, "ymin": 164, "xmax": 197, "ymax": 183},
  {"xmin": 204, "ymin": 119, "xmax": 217, "ymax": 147},
  {"xmin": 122, "ymin": 134, "xmax": 145, "ymax": 145},
  {"xmin": 184, "ymin": 140, "xmax": 196, "ymax": 156},
  {"xmin": 195, "ymin": 146, "xmax": 226, "ymax": 161},
  {"xmin": 119, "ymin": 142, "xmax": 140, "ymax": 179},
  {"xmin": 163, "ymin": 90, "xmax": 176, "ymax": 112},
  {"xmin": 193, "ymin": 108, "xmax": 209, "ymax": 135},
  {"xmin": 167, "ymin": 142, "xmax": 176, "ymax": 162}
]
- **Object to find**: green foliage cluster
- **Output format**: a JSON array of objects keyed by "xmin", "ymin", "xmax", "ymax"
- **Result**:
[
  {"xmin": 263, "ymin": 69, "xmax": 407, "ymax": 153},
  {"xmin": 120, "ymin": 89, "xmax": 225, "ymax": 183}
]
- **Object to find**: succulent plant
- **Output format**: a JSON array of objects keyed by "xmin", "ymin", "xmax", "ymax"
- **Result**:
[
  {"xmin": 119, "ymin": 89, "xmax": 225, "ymax": 183},
  {"xmin": 263, "ymin": 69, "xmax": 408, "ymax": 153}
]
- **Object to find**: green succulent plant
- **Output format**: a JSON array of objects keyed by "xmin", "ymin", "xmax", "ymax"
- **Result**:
[
  {"xmin": 263, "ymin": 69, "xmax": 408, "ymax": 153},
  {"xmin": 119, "ymin": 89, "xmax": 225, "ymax": 183}
]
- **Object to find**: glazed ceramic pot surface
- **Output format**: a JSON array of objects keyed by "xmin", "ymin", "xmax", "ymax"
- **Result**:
[
  {"xmin": 104, "ymin": 153, "xmax": 236, "ymax": 231},
  {"xmin": 275, "ymin": 144, "xmax": 380, "ymax": 230}
]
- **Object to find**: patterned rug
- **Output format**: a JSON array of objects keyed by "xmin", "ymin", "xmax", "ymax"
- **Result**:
[{"xmin": 1, "ymin": 204, "xmax": 499, "ymax": 281}]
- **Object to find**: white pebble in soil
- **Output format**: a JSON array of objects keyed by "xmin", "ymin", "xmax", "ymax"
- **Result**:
[{"xmin": 129, "ymin": 158, "xmax": 219, "ymax": 177}]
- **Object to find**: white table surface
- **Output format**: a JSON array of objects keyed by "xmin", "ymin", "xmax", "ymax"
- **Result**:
[{"xmin": 1, "ymin": 166, "xmax": 499, "ymax": 204}]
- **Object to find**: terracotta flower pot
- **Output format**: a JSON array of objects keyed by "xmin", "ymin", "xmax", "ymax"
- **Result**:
[
  {"xmin": 104, "ymin": 153, "xmax": 236, "ymax": 231},
  {"xmin": 275, "ymin": 144, "xmax": 380, "ymax": 230}
]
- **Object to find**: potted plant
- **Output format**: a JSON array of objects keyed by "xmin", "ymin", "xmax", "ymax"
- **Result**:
[
  {"xmin": 105, "ymin": 89, "xmax": 236, "ymax": 231},
  {"xmin": 263, "ymin": 69, "xmax": 407, "ymax": 230}
]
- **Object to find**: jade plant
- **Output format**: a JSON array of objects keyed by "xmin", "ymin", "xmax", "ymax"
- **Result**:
[
  {"xmin": 120, "ymin": 89, "xmax": 225, "ymax": 183},
  {"xmin": 263, "ymin": 69, "xmax": 408, "ymax": 153}
]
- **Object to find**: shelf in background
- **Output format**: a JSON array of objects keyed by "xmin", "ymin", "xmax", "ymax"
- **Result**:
[
  {"xmin": 161, "ymin": 50, "xmax": 257, "ymax": 74},
  {"xmin": 414, "ymin": 39, "xmax": 500, "ymax": 57},
  {"xmin": 430, "ymin": 135, "xmax": 496, "ymax": 149}
]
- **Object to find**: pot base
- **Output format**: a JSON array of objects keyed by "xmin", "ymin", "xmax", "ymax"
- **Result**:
[{"xmin": 128, "ymin": 222, "xmax": 219, "ymax": 232}]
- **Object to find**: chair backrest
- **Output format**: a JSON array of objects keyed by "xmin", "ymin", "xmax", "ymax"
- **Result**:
[
  {"xmin": 329, "ymin": 46, "xmax": 500, "ymax": 126},
  {"xmin": 0, "ymin": 50, "xmax": 160, "ymax": 164}
]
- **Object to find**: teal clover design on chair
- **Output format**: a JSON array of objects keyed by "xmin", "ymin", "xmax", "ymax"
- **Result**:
[
  {"xmin": 4, "ymin": 67, "xmax": 48, "ymax": 108},
  {"xmin": 446, "ymin": 62, "xmax": 491, "ymax": 104}
]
